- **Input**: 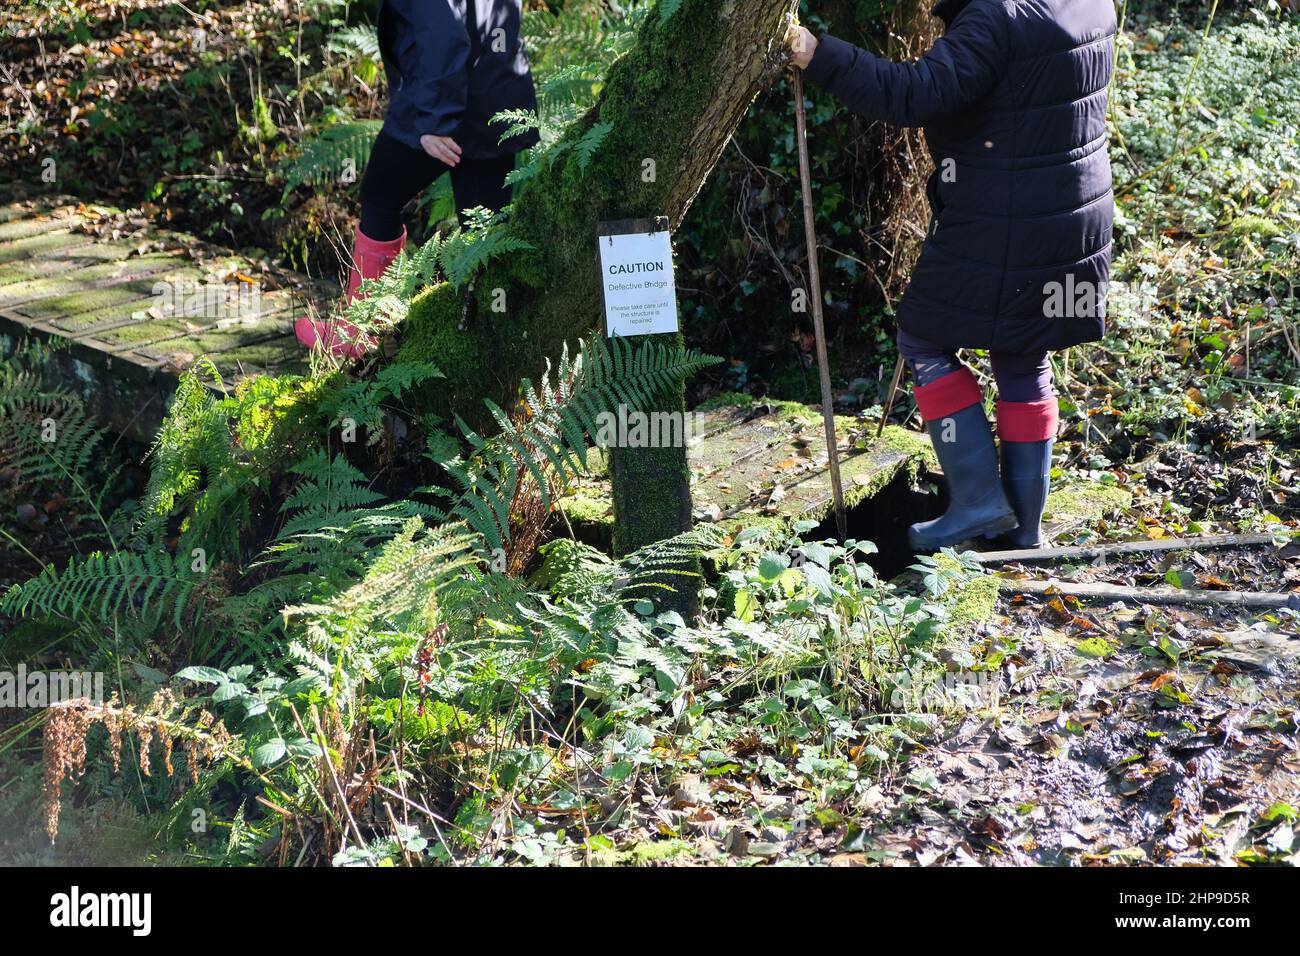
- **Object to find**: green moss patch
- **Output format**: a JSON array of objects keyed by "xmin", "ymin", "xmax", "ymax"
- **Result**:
[
  {"xmin": 599, "ymin": 838, "xmax": 696, "ymax": 866},
  {"xmin": 1045, "ymin": 482, "xmax": 1133, "ymax": 523},
  {"xmin": 934, "ymin": 553, "xmax": 1000, "ymax": 633}
]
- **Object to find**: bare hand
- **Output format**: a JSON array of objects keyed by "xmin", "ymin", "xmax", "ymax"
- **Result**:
[
  {"xmin": 787, "ymin": 24, "xmax": 819, "ymax": 70},
  {"xmin": 420, "ymin": 134, "xmax": 462, "ymax": 167}
]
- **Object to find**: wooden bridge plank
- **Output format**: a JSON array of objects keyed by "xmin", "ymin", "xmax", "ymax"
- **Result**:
[
  {"xmin": 0, "ymin": 230, "xmax": 101, "ymax": 268},
  {"xmin": 0, "ymin": 244, "xmax": 129, "ymax": 284},
  {"xmin": 0, "ymin": 254, "xmax": 193, "ymax": 309},
  {"xmin": 11, "ymin": 271, "xmax": 202, "ymax": 325},
  {"xmin": 0, "ymin": 214, "xmax": 82, "ymax": 243},
  {"xmin": 0, "ymin": 198, "xmax": 332, "ymax": 440},
  {"xmin": 89, "ymin": 303, "xmax": 297, "ymax": 354}
]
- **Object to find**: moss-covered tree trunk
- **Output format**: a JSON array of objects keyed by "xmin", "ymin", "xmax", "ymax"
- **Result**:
[
  {"xmin": 401, "ymin": 0, "xmax": 800, "ymax": 410},
  {"xmin": 399, "ymin": 0, "xmax": 800, "ymax": 606}
]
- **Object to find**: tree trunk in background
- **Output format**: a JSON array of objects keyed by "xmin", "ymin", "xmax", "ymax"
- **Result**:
[
  {"xmin": 808, "ymin": 0, "xmax": 941, "ymax": 300},
  {"xmin": 399, "ymin": 0, "xmax": 800, "ymax": 611}
]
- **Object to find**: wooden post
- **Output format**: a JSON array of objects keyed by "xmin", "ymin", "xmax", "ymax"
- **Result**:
[{"xmin": 598, "ymin": 218, "xmax": 698, "ymax": 617}]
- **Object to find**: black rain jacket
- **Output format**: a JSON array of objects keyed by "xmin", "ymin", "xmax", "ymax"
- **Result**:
[
  {"xmin": 805, "ymin": 0, "xmax": 1117, "ymax": 352},
  {"xmin": 377, "ymin": 0, "xmax": 540, "ymax": 159}
]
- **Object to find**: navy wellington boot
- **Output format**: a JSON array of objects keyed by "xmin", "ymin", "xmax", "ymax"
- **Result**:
[
  {"xmin": 999, "ymin": 438, "xmax": 1054, "ymax": 548},
  {"xmin": 995, "ymin": 398, "xmax": 1060, "ymax": 549},
  {"xmin": 907, "ymin": 369, "xmax": 1018, "ymax": 553}
]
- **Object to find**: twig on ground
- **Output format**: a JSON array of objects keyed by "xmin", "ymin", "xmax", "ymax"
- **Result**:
[
  {"xmin": 998, "ymin": 576, "xmax": 1300, "ymax": 610},
  {"xmin": 975, "ymin": 532, "xmax": 1284, "ymax": 565}
]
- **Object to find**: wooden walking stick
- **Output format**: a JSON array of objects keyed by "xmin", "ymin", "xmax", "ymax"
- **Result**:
[
  {"xmin": 792, "ymin": 70, "xmax": 848, "ymax": 540},
  {"xmin": 878, "ymin": 354, "xmax": 906, "ymax": 438}
]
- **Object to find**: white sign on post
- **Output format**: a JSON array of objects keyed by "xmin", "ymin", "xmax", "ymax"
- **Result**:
[{"xmin": 597, "ymin": 220, "xmax": 679, "ymax": 337}]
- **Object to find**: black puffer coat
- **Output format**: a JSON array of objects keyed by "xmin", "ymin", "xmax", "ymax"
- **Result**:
[
  {"xmin": 377, "ymin": 0, "xmax": 540, "ymax": 159},
  {"xmin": 805, "ymin": 0, "xmax": 1117, "ymax": 353}
]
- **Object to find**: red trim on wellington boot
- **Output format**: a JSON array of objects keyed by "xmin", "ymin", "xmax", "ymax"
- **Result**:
[
  {"xmin": 997, "ymin": 399, "xmax": 1060, "ymax": 442},
  {"xmin": 913, "ymin": 367, "xmax": 983, "ymax": 421}
]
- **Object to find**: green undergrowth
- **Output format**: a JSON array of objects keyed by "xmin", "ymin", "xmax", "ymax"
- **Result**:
[
  {"xmin": 1087, "ymin": 14, "xmax": 1300, "ymax": 460},
  {"xmin": 5, "ymin": 3, "xmax": 1295, "ymax": 869},
  {"xmin": 0, "ymin": 317, "xmax": 993, "ymax": 866}
]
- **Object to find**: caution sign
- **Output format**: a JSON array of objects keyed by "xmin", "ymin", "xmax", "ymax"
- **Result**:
[{"xmin": 597, "ymin": 217, "xmax": 679, "ymax": 337}]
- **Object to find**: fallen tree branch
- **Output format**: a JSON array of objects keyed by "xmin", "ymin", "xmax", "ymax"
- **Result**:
[
  {"xmin": 997, "ymin": 577, "xmax": 1300, "ymax": 611},
  {"xmin": 975, "ymin": 533, "xmax": 1285, "ymax": 565}
]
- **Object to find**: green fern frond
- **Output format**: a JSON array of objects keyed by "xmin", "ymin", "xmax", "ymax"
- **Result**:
[
  {"xmin": 534, "ymin": 538, "xmax": 618, "ymax": 601},
  {"xmin": 659, "ymin": 0, "xmax": 686, "ymax": 22},
  {"xmin": 492, "ymin": 108, "xmax": 550, "ymax": 143},
  {"xmin": 285, "ymin": 517, "xmax": 483, "ymax": 632},
  {"xmin": 438, "ymin": 208, "xmax": 536, "ymax": 288},
  {"xmin": 317, "ymin": 360, "xmax": 444, "ymax": 446},
  {"xmin": 619, "ymin": 525, "xmax": 726, "ymax": 587},
  {"xmin": 340, "ymin": 234, "xmax": 447, "ymax": 331},
  {"xmin": 374, "ymin": 361, "xmax": 444, "ymax": 398},
  {"xmin": 137, "ymin": 363, "xmax": 328, "ymax": 556},
  {"xmin": 1, "ymin": 338, "xmax": 123, "ymax": 540},
  {"xmin": 1, "ymin": 549, "xmax": 200, "ymax": 628},
  {"xmin": 280, "ymin": 120, "xmax": 382, "ymax": 198},
  {"xmin": 326, "ymin": 24, "xmax": 380, "ymax": 58},
  {"xmin": 429, "ymin": 337, "xmax": 720, "ymax": 556},
  {"xmin": 251, "ymin": 452, "xmax": 438, "ymax": 595},
  {"xmin": 574, "ymin": 121, "xmax": 614, "ymax": 171}
]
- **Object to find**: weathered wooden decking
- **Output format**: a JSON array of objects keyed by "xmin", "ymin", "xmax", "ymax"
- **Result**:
[
  {"xmin": 1, "ymin": 195, "xmax": 937, "ymax": 527},
  {"xmin": 688, "ymin": 400, "xmax": 933, "ymax": 522},
  {"xmin": 0, "ymin": 196, "xmax": 333, "ymax": 441},
  {"xmin": 0, "ymin": 196, "xmax": 934, "ymax": 533},
  {"xmin": 559, "ymin": 396, "xmax": 939, "ymax": 546},
  {"xmin": 559, "ymin": 395, "xmax": 1131, "ymax": 548}
]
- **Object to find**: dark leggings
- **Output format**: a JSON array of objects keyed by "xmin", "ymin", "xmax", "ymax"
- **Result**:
[
  {"xmin": 359, "ymin": 131, "xmax": 517, "ymax": 241},
  {"xmin": 898, "ymin": 329, "xmax": 1054, "ymax": 403}
]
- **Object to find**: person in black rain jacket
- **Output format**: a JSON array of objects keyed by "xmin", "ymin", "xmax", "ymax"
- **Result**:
[
  {"xmin": 298, "ymin": 0, "xmax": 540, "ymax": 357},
  {"xmin": 790, "ymin": 0, "xmax": 1117, "ymax": 551}
]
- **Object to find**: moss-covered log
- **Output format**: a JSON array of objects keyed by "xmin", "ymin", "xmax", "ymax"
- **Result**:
[{"xmin": 398, "ymin": 0, "xmax": 800, "ymax": 599}]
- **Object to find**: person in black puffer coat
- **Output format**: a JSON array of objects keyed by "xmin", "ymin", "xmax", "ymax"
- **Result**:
[
  {"xmin": 790, "ymin": 0, "xmax": 1117, "ymax": 551},
  {"xmin": 298, "ymin": 0, "xmax": 540, "ymax": 358}
]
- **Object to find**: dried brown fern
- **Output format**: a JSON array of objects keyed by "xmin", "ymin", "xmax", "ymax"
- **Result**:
[{"xmin": 41, "ymin": 691, "xmax": 234, "ymax": 842}]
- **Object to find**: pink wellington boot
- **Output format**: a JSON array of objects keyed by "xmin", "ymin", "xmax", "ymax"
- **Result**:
[{"xmin": 295, "ymin": 225, "xmax": 407, "ymax": 359}]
